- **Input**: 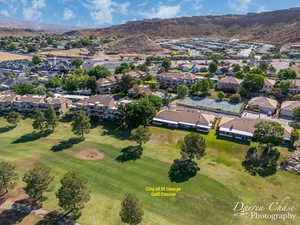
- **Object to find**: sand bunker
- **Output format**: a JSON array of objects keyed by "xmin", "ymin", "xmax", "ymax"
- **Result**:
[{"xmin": 74, "ymin": 149, "xmax": 105, "ymax": 161}]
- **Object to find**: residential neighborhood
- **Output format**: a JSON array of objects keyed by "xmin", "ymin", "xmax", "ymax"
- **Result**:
[{"xmin": 0, "ymin": 4, "xmax": 300, "ymax": 225}]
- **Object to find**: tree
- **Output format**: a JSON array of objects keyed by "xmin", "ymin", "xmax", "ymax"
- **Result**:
[
  {"xmin": 278, "ymin": 69, "xmax": 297, "ymax": 80},
  {"xmin": 290, "ymin": 129, "xmax": 299, "ymax": 147},
  {"xmin": 258, "ymin": 62, "xmax": 269, "ymax": 73},
  {"xmin": 232, "ymin": 64, "xmax": 241, "ymax": 73},
  {"xmin": 45, "ymin": 77, "xmax": 62, "ymax": 89},
  {"xmin": 120, "ymin": 74, "xmax": 135, "ymax": 92},
  {"xmin": 142, "ymin": 95, "xmax": 162, "ymax": 110},
  {"xmin": 229, "ymin": 94, "xmax": 241, "ymax": 103},
  {"xmin": 23, "ymin": 164, "xmax": 54, "ymax": 208},
  {"xmin": 208, "ymin": 62, "xmax": 218, "ymax": 74},
  {"xmin": 180, "ymin": 134, "xmax": 206, "ymax": 160},
  {"xmin": 44, "ymin": 107, "xmax": 58, "ymax": 131},
  {"xmin": 71, "ymin": 110, "xmax": 91, "ymax": 139},
  {"xmin": 241, "ymin": 73, "xmax": 264, "ymax": 93},
  {"xmin": 161, "ymin": 58, "xmax": 171, "ymax": 71},
  {"xmin": 168, "ymin": 158, "xmax": 200, "ymax": 182},
  {"xmin": 217, "ymin": 91, "xmax": 225, "ymax": 101},
  {"xmin": 191, "ymin": 79, "xmax": 211, "ymax": 95},
  {"xmin": 119, "ymin": 98, "xmax": 156, "ymax": 129},
  {"xmin": 254, "ymin": 121, "xmax": 284, "ymax": 146},
  {"xmin": 131, "ymin": 126, "xmax": 151, "ymax": 147},
  {"xmin": 6, "ymin": 111, "xmax": 21, "ymax": 127},
  {"xmin": 32, "ymin": 56, "xmax": 43, "ymax": 65},
  {"xmin": 32, "ymin": 111, "xmax": 47, "ymax": 132},
  {"xmin": 71, "ymin": 59, "xmax": 83, "ymax": 68},
  {"xmin": 177, "ymin": 85, "xmax": 189, "ymax": 98},
  {"xmin": 87, "ymin": 65, "xmax": 112, "ymax": 79},
  {"xmin": 293, "ymin": 106, "xmax": 300, "ymax": 122},
  {"xmin": 56, "ymin": 172, "xmax": 90, "ymax": 220},
  {"xmin": 13, "ymin": 83, "xmax": 36, "ymax": 95},
  {"xmin": 242, "ymin": 145, "xmax": 280, "ymax": 177},
  {"xmin": 119, "ymin": 193, "xmax": 144, "ymax": 225},
  {"xmin": 115, "ymin": 62, "xmax": 134, "ymax": 74},
  {"xmin": 0, "ymin": 161, "xmax": 18, "ymax": 196}
]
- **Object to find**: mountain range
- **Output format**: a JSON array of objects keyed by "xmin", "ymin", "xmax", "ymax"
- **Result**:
[
  {"xmin": 1, "ymin": 7, "xmax": 300, "ymax": 45},
  {"xmin": 68, "ymin": 7, "xmax": 300, "ymax": 45}
]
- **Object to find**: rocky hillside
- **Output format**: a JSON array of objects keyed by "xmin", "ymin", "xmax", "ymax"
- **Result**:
[
  {"xmin": 106, "ymin": 34, "xmax": 163, "ymax": 54},
  {"xmin": 68, "ymin": 7, "xmax": 300, "ymax": 44}
]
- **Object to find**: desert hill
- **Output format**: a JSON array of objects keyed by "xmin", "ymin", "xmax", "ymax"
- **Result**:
[{"xmin": 68, "ymin": 7, "xmax": 300, "ymax": 44}]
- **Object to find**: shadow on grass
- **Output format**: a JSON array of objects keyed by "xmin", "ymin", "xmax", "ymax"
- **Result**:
[
  {"xmin": 36, "ymin": 211, "xmax": 78, "ymax": 225},
  {"xmin": 116, "ymin": 146, "xmax": 142, "ymax": 162},
  {"xmin": 216, "ymin": 135, "xmax": 251, "ymax": 145},
  {"xmin": 51, "ymin": 137, "xmax": 84, "ymax": 152},
  {"xmin": 0, "ymin": 125, "xmax": 16, "ymax": 134},
  {"xmin": 0, "ymin": 198, "xmax": 34, "ymax": 225},
  {"xmin": 100, "ymin": 122, "xmax": 131, "ymax": 140},
  {"xmin": 12, "ymin": 130, "xmax": 52, "ymax": 144}
]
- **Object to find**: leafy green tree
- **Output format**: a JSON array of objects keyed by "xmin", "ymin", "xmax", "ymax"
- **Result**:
[
  {"xmin": 56, "ymin": 172, "xmax": 90, "ymax": 220},
  {"xmin": 232, "ymin": 64, "xmax": 241, "ymax": 73},
  {"xmin": 120, "ymin": 193, "xmax": 144, "ymax": 225},
  {"xmin": 168, "ymin": 158, "xmax": 200, "ymax": 182},
  {"xmin": 217, "ymin": 91, "xmax": 225, "ymax": 101},
  {"xmin": 254, "ymin": 121, "xmax": 284, "ymax": 146},
  {"xmin": 115, "ymin": 62, "xmax": 135, "ymax": 74},
  {"xmin": 177, "ymin": 85, "xmax": 189, "ymax": 98},
  {"xmin": 119, "ymin": 98, "xmax": 156, "ymax": 129},
  {"xmin": 241, "ymin": 73, "xmax": 264, "ymax": 93},
  {"xmin": 242, "ymin": 145, "xmax": 280, "ymax": 177},
  {"xmin": 88, "ymin": 65, "xmax": 112, "ymax": 79},
  {"xmin": 32, "ymin": 111, "xmax": 47, "ymax": 132},
  {"xmin": 293, "ymin": 106, "xmax": 300, "ymax": 122},
  {"xmin": 142, "ymin": 95, "xmax": 162, "ymax": 110},
  {"xmin": 71, "ymin": 110, "xmax": 91, "ymax": 139},
  {"xmin": 208, "ymin": 62, "xmax": 218, "ymax": 74},
  {"xmin": 0, "ymin": 161, "xmax": 18, "ymax": 196},
  {"xmin": 23, "ymin": 164, "xmax": 54, "ymax": 208},
  {"xmin": 229, "ymin": 94, "xmax": 241, "ymax": 103},
  {"xmin": 131, "ymin": 126, "xmax": 151, "ymax": 147},
  {"xmin": 120, "ymin": 74, "xmax": 135, "ymax": 92},
  {"xmin": 71, "ymin": 59, "xmax": 84, "ymax": 68},
  {"xmin": 278, "ymin": 69, "xmax": 297, "ymax": 80},
  {"xmin": 44, "ymin": 107, "xmax": 58, "ymax": 131},
  {"xmin": 45, "ymin": 77, "xmax": 62, "ymax": 89},
  {"xmin": 290, "ymin": 128, "xmax": 299, "ymax": 147},
  {"xmin": 32, "ymin": 56, "xmax": 43, "ymax": 65},
  {"xmin": 180, "ymin": 134, "xmax": 206, "ymax": 160},
  {"xmin": 191, "ymin": 79, "xmax": 212, "ymax": 95},
  {"xmin": 13, "ymin": 83, "xmax": 35, "ymax": 95},
  {"xmin": 258, "ymin": 62, "xmax": 269, "ymax": 73},
  {"xmin": 6, "ymin": 111, "xmax": 21, "ymax": 127},
  {"xmin": 161, "ymin": 58, "xmax": 171, "ymax": 71}
]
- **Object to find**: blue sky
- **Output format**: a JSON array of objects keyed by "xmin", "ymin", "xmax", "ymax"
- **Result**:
[{"xmin": 0, "ymin": 0, "xmax": 300, "ymax": 28}]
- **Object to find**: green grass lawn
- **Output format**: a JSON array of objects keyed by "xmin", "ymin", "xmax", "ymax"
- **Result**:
[{"xmin": 0, "ymin": 119, "xmax": 299, "ymax": 225}]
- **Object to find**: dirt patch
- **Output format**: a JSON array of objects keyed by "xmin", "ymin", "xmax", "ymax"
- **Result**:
[{"xmin": 74, "ymin": 149, "xmax": 105, "ymax": 161}]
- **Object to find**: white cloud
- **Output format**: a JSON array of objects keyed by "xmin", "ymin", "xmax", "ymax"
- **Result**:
[
  {"xmin": 0, "ymin": 10, "xmax": 9, "ymax": 17},
  {"xmin": 63, "ymin": 8, "xmax": 75, "ymax": 20},
  {"xmin": 257, "ymin": 6, "xmax": 267, "ymax": 13},
  {"xmin": 86, "ymin": 0, "xmax": 114, "ymax": 25},
  {"xmin": 23, "ymin": 0, "xmax": 46, "ymax": 21},
  {"xmin": 228, "ymin": 0, "xmax": 252, "ymax": 12},
  {"xmin": 119, "ymin": 1, "xmax": 130, "ymax": 15},
  {"xmin": 140, "ymin": 5, "xmax": 181, "ymax": 19}
]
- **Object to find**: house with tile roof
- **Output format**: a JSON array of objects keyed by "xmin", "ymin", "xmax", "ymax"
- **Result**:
[
  {"xmin": 217, "ymin": 76, "xmax": 242, "ymax": 93},
  {"xmin": 280, "ymin": 101, "xmax": 300, "ymax": 119},
  {"xmin": 247, "ymin": 97, "xmax": 278, "ymax": 115},
  {"xmin": 153, "ymin": 109, "xmax": 215, "ymax": 133},
  {"xmin": 218, "ymin": 117, "xmax": 292, "ymax": 142}
]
